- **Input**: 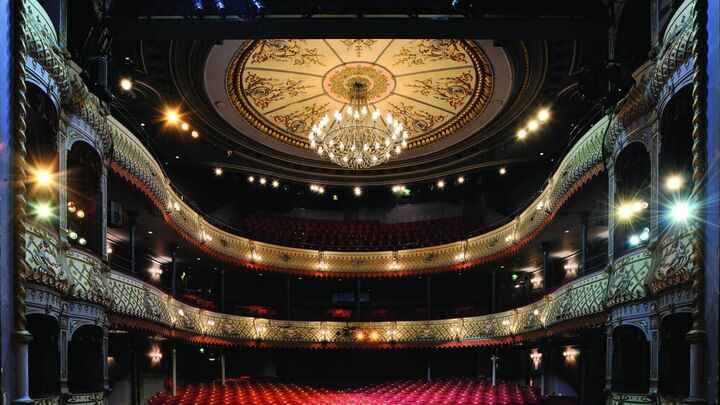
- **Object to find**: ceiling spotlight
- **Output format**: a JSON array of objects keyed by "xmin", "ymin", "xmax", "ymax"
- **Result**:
[
  {"xmin": 318, "ymin": 186, "xmax": 325, "ymax": 194},
  {"xmin": 68, "ymin": 230, "xmax": 78, "ymax": 240},
  {"xmin": 191, "ymin": 130, "xmax": 199, "ymax": 138},
  {"xmin": 517, "ymin": 129, "xmax": 527, "ymax": 139},
  {"xmin": 78, "ymin": 237, "xmax": 87, "ymax": 246},
  {"xmin": 76, "ymin": 210, "xmax": 85, "ymax": 219},
  {"xmin": 272, "ymin": 180, "xmax": 279, "ymax": 188},
  {"xmin": 618, "ymin": 204, "xmax": 633, "ymax": 220},
  {"xmin": 499, "ymin": 167, "xmax": 507, "ymax": 175},
  {"xmin": 528, "ymin": 120, "xmax": 539, "ymax": 131},
  {"xmin": 119, "ymin": 78, "xmax": 133, "ymax": 91},
  {"xmin": 392, "ymin": 185, "xmax": 404, "ymax": 193},
  {"xmin": 180, "ymin": 122, "xmax": 190, "ymax": 131},
  {"xmin": 628, "ymin": 234, "xmax": 641, "ymax": 246},
  {"xmin": 437, "ymin": 180, "xmax": 445, "ymax": 189},
  {"xmin": 665, "ymin": 175, "xmax": 684, "ymax": 191},
  {"xmin": 537, "ymin": 109, "xmax": 550, "ymax": 122},
  {"xmin": 354, "ymin": 187, "xmax": 362, "ymax": 196},
  {"xmin": 248, "ymin": 176, "xmax": 255, "ymax": 183},
  {"xmin": 214, "ymin": 168, "xmax": 223, "ymax": 176},
  {"xmin": 259, "ymin": 177, "xmax": 267, "ymax": 185},
  {"xmin": 165, "ymin": 108, "xmax": 180, "ymax": 124},
  {"xmin": 457, "ymin": 176, "xmax": 465, "ymax": 184}
]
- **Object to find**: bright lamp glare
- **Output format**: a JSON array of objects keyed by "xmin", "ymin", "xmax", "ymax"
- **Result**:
[
  {"xmin": 537, "ymin": 109, "xmax": 550, "ymax": 121},
  {"xmin": 165, "ymin": 109, "xmax": 180, "ymax": 124},
  {"xmin": 628, "ymin": 235, "xmax": 640, "ymax": 246},
  {"xmin": 119, "ymin": 78, "xmax": 133, "ymax": 91},
  {"xmin": 665, "ymin": 175, "xmax": 684, "ymax": 191},
  {"xmin": 34, "ymin": 202, "xmax": 52, "ymax": 219},
  {"xmin": 670, "ymin": 201, "xmax": 692, "ymax": 222},
  {"xmin": 34, "ymin": 169, "xmax": 53, "ymax": 186}
]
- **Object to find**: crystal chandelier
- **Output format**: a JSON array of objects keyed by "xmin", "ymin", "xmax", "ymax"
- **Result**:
[{"xmin": 309, "ymin": 82, "xmax": 408, "ymax": 169}]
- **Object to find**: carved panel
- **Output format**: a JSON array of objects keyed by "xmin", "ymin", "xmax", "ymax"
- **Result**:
[
  {"xmin": 25, "ymin": 222, "xmax": 69, "ymax": 293},
  {"xmin": 648, "ymin": 227, "xmax": 693, "ymax": 293},
  {"xmin": 606, "ymin": 249, "xmax": 652, "ymax": 307}
]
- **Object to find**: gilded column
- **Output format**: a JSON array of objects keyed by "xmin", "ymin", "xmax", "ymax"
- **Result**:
[
  {"xmin": 685, "ymin": 0, "xmax": 709, "ymax": 403},
  {"xmin": 11, "ymin": 0, "xmax": 33, "ymax": 402}
]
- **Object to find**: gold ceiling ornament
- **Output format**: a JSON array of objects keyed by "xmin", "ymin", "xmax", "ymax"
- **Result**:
[
  {"xmin": 309, "ymin": 81, "xmax": 407, "ymax": 168},
  {"xmin": 226, "ymin": 39, "xmax": 493, "ymax": 152}
]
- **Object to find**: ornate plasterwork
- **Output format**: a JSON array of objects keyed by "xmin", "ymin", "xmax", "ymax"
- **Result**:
[
  {"xmin": 648, "ymin": 227, "xmax": 694, "ymax": 293},
  {"xmin": 227, "ymin": 39, "xmax": 492, "ymax": 150},
  {"xmin": 25, "ymin": 223, "xmax": 69, "ymax": 293},
  {"xmin": 606, "ymin": 248, "xmax": 652, "ymax": 307},
  {"xmin": 106, "ymin": 268, "xmax": 609, "ymax": 345}
]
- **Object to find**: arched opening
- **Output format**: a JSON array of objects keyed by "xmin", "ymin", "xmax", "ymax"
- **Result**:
[
  {"xmin": 613, "ymin": 142, "xmax": 651, "ymax": 256},
  {"xmin": 658, "ymin": 313, "xmax": 691, "ymax": 398},
  {"xmin": 68, "ymin": 325, "xmax": 104, "ymax": 393},
  {"xmin": 611, "ymin": 325, "xmax": 649, "ymax": 393},
  {"xmin": 615, "ymin": 0, "xmax": 652, "ymax": 73},
  {"xmin": 28, "ymin": 314, "xmax": 60, "ymax": 397},
  {"xmin": 659, "ymin": 86, "xmax": 693, "ymax": 228},
  {"xmin": 66, "ymin": 142, "xmax": 103, "ymax": 255},
  {"xmin": 26, "ymin": 83, "xmax": 60, "ymax": 231}
]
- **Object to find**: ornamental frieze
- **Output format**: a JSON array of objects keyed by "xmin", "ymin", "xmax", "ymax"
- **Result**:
[
  {"xmin": 606, "ymin": 249, "xmax": 652, "ymax": 307},
  {"xmin": 648, "ymin": 227, "xmax": 693, "ymax": 294},
  {"xmin": 25, "ymin": 222, "xmax": 69, "ymax": 293}
]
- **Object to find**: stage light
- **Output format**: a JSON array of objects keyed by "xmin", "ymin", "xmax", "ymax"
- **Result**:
[
  {"xmin": 119, "ymin": 78, "xmax": 133, "ymax": 91},
  {"xmin": 193, "ymin": 0, "xmax": 204, "ymax": 10},
  {"xmin": 499, "ymin": 167, "xmax": 507, "ymax": 175},
  {"xmin": 517, "ymin": 129, "xmax": 527, "ymax": 139},
  {"xmin": 259, "ymin": 177, "xmax": 267, "ymax": 185},
  {"xmin": 457, "ymin": 176, "xmax": 465, "ymax": 184},
  {"xmin": 34, "ymin": 202, "xmax": 52, "ymax": 219},
  {"xmin": 537, "ymin": 109, "xmax": 550, "ymax": 122},
  {"xmin": 214, "ymin": 0, "xmax": 225, "ymax": 10},
  {"xmin": 618, "ymin": 204, "xmax": 633, "ymax": 220},
  {"xmin": 370, "ymin": 331, "xmax": 379, "ymax": 341},
  {"xmin": 78, "ymin": 237, "xmax": 87, "ymax": 246},
  {"xmin": 68, "ymin": 230, "xmax": 78, "ymax": 240},
  {"xmin": 214, "ymin": 168, "xmax": 223, "ymax": 176},
  {"xmin": 392, "ymin": 185, "xmax": 405, "ymax": 193},
  {"xmin": 436, "ymin": 180, "xmax": 445, "ymax": 189},
  {"xmin": 191, "ymin": 130, "xmax": 199, "ymax": 138},
  {"xmin": 67, "ymin": 201, "xmax": 76, "ymax": 213},
  {"xmin": 628, "ymin": 234, "xmax": 640, "ymax": 246},
  {"xmin": 76, "ymin": 210, "xmax": 85, "ymax": 218},
  {"xmin": 272, "ymin": 180, "xmax": 279, "ymax": 188},
  {"xmin": 639, "ymin": 227, "xmax": 650, "ymax": 241},
  {"xmin": 180, "ymin": 122, "xmax": 190, "ymax": 131},
  {"xmin": 665, "ymin": 175, "xmax": 684, "ymax": 191},
  {"xmin": 669, "ymin": 201, "xmax": 692, "ymax": 223},
  {"xmin": 355, "ymin": 331, "xmax": 365, "ymax": 340},
  {"xmin": 528, "ymin": 120, "xmax": 539, "ymax": 131},
  {"xmin": 165, "ymin": 108, "xmax": 180, "ymax": 124},
  {"xmin": 248, "ymin": 176, "xmax": 255, "ymax": 183},
  {"xmin": 354, "ymin": 187, "xmax": 362, "ymax": 196}
]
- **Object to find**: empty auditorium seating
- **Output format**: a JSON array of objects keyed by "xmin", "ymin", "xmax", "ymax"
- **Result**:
[
  {"xmin": 147, "ymin": 377, "xmax": 540, "ymax": 405},
  {"xmin": 235, "ymin": 214, "xmax": 470, "ymax": 250}
]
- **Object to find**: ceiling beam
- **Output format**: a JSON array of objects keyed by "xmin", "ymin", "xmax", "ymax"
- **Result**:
[{"xmin": 107, "ymin": 17, "xmax": 607, "ymax": 40}]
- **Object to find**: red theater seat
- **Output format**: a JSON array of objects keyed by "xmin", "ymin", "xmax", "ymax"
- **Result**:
[{"xmin": 147, "ymin": 377, "xmax": 540, "ymax": 405}]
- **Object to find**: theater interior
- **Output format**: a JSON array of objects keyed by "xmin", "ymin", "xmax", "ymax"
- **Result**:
[{"xmin": 1, "ymin": 0, "xmax": 719, "ymax": 404}]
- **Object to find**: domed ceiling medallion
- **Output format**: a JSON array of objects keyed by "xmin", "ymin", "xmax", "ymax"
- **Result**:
[{"xmin": 226, "ymin": 39, "xmax": 493, "ymax": 154}]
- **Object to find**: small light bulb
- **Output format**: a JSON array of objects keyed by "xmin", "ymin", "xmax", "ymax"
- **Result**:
[
  {"xmin": 259, "ymin": 177, "xmax": 267, "ymax": 185},
  {"xmin": 165, "ymin": 109, "xmax": 180, "ymax": 124},
  {"xmin": 180, "ymin": 122, "xmax": 189, "ymax": 131},
  {"xmin": 537, "ymin": 109, "xmax": 550, "ymax": 121},
  {"xmin": 528, "ymin": 120, "xmax": 539, "ymax": 131},
  {"xmin": 437, "ymin": 180, "xmax": 445, "ymax": 189},
  {"xmin": 214, "ymin": 168, "xmax": 223, "ymax": 176},
  {"xmin": 248, "ymin": 176, "xmax": 255, "ymax": 183},
  {"xmin": 76, "ymin": 210, "xmax": 85, "ymax": 219},
  {"xmin": 354, "ymin": 187, "xmax": 362, "ymax": 196},
  {"xmin": 272, "ymin": 180, "xmax": 279, "ymax": 188},
  {"xmin": 517, "ymin": 129, "xmax": 527, "ymax": 139},
  {"xmin": 665, "ymin": 175, "xmax": 684, "ymax": 191},
  {"xmin": 499, "ymin": 167, "xmax": 507, "ymax": 175},
  {"xmin": 191, "ymin": 130, "xmax": 200, "ymax": 138},
  {"xmin": 457, "ymin": 176, "xmax": 465, "ymax": 184},
  {"xmin": 119, "ymin": 78, "xmax": 133, "ymax": 91}
]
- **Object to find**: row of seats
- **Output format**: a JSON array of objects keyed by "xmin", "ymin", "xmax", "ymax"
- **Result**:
[
  {"xmin": 235, "ymin": 214, "xmax": 470, "ymax": 250},
  {"xmin": 148, "ymin": 377, "xmax": 540, "ymax": 405}
]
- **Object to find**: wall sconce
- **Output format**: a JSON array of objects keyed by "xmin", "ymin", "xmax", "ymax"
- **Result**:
[
  {"xmin": 530, "ymin": 275, "xmax": 543, "ymax": 289},
  {"xmin": 149, "ymin": 267, "xmax": 163, "ymax": 280},
  {"xmin": 530, "ymin": 350, "xmax": 542, "ymax": 370},
  {"xmin": 149, "ymin": 345, "xmax": 163, "ymax": 365},
  {"xmin": 563, "ymin": 347, "xmax": 580, "ymax": 365}
]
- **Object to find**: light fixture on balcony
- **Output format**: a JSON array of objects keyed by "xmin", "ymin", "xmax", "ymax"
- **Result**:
[{"xmin": 309, "ymin": 81, "xmax": 407, "ymax": 169}]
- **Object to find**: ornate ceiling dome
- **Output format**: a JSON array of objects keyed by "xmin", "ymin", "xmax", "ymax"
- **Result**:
[{"xmin": 225, "ymin": 39, "xmax": 493, "ymax": 152}]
